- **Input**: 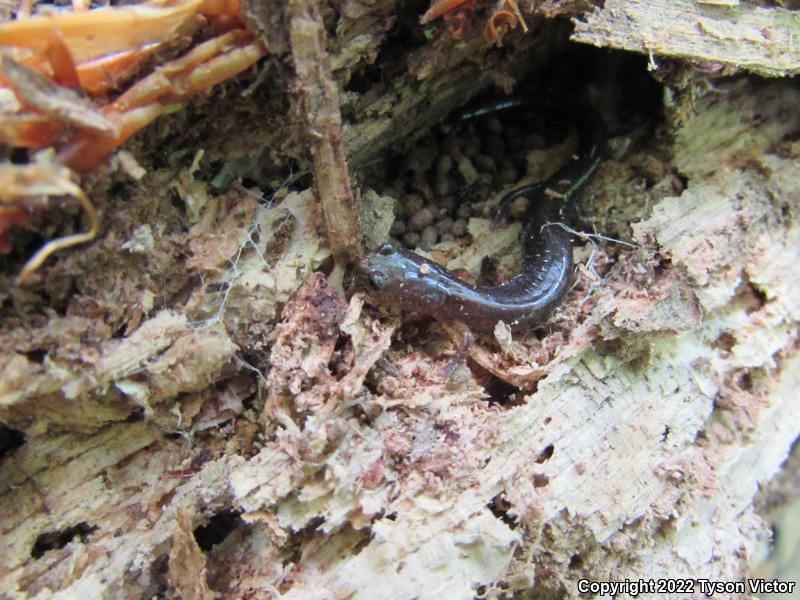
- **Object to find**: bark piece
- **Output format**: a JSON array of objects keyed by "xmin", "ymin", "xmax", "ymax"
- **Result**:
[{"xmin": 572, "ymin": 0, "xmax": 800, "ymax": 77}]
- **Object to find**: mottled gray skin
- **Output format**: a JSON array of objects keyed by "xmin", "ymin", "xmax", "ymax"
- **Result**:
[{"xmin": 355, "ymin": 99, "xmax": 606, "ymax": 333}]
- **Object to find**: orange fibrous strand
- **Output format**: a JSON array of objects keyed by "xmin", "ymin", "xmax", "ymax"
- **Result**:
[
  {"xmin": 75, "ymin": 14, "xmax": 205, "ymax": 95},
  {"xmin": 44, "ymin": 29, "xmax": 80, "ymax": 89},
  {"xmin": 199, "ymin": 0, "xmax": 242, "ymax": 18},
  {"xmin": 172, "ymin": 41, "xmax": 263, "ymax": 101},
  {"xmin": 56, "ymin": 104, "xmax": 165, "ymax": 172},
  {"xmin": 0, "ymin": 0, "xmax": 206, "ymax": 64},
  {"xmin": 57, "ymin": 35, "xmax": 264, "ymax": 172},
  {"xmin": 76, "ymin": 45, "xmax": 164, "ymax": 96},
  {"xmin": 111, "ymin": 29, "xmax": 251, "ymax": 110},
  {"xmin": 0, "ymin": 116, "xmax": 65, "ymax": 149},
  {"xmin": 0, "ymin": 162, "xmax": 98, "ymax": 283},
  {"xmin": 0, "ymin": 0, "xmax": 262, "ymax": 172},
  {"xmin": 503, "ymin": 0, "xmax": 528, "ymax": 33},
  {"xmin": 421, "ymin": 0, "xmax": 472, "ymax": 24},
  {"xmin": 484, "ymin": 9, "xmax": 518, "ymax": 46},
  {"xmin": 209, "ymin": 13, "xmax": 245, "ymax": 34},
  {"xmin": 0, "ymin": 54, "xmax": 118, "ymax": 136}
]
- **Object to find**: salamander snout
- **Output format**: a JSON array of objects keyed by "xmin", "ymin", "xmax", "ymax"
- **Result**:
[
  {"xmin": 354, "ymin": 243, "xmax": 398, "ymax": 292},
  {"xmin": 355, "ymin": 242, "xmax": 448, "ymax": 313}
]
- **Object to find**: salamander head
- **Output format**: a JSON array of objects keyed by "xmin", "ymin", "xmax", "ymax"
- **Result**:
[{"xmin": 354, "ymin": 242, "xmax": 446, "ymax": 314}]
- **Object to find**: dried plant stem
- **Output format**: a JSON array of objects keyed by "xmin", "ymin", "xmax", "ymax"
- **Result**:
[{"xmin": 288, "ymin": 0, "xmax": 361, "ymax": 261}]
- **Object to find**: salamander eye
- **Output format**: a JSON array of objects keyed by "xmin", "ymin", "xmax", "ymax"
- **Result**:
[
  {"xmin": 363, "ymin": 270, "xmax": 388, "ymax": 291},
  {"xmin": 377, "ymin": 243, "xmax": 395, "ymax": 256}
]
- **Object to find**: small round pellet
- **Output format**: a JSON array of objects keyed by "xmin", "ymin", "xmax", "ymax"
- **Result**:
[
  {"xmin": 420, "ymin": 226, "xmax": 438, "ymax": 249},
  {"xmin": 436, "ymin": 154, "xmax": 453, "ymax": 177},
  {"xmin": 402, "ymin": 231, "xmax": 420, "ymax": 247},
  {"xmin": 438, "ymin": 195, "xmax": 456, "ymax": 212},
  {"xmin": 451, "ymin": 218, "xmax": 468, "ymax": 237},
  {"xmin": 456, "ymin": 204, "xmax": 473, "ymax": 220},
  {"xmin": 404, "ymin": 194, "xmax": 425, "ymax": 218},
  {"xmin": 436, "ymin": 217, "xmax": 454, "ymax": 234},
  {"xmin": 390, "ymin": 219, "xmax": 406, "ymax": 237},
  {"xmin": 409, "ymin": 207, "xmax": 435, "ymax": 231}
]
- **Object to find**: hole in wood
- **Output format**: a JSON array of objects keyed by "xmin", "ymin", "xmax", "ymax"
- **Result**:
[
  {"xmin": 535, "ymin": 444, "xmax": 554, "ymax": 463},
  {"xmin": 487, "ymin": 493, "xmax": 517, "ymax": 529},
  {"xmin": 532, "ymin": 473, "xmax": 549, "ymax": 488},
  {"xmin": 31, "ymin": 522, "xmax": 98, "ymax": 559},
  {"xmin": 0, "ymin": 424, "xmax": 25, "ymax": 460},
  {"xmin": 193, "ymin": 510, "xmax": 241, "ymax": 552}
]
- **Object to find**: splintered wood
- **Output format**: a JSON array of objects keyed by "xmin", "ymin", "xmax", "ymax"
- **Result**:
[
  {"xmin": 1, "ymin": 1, "xmax": 800, "ymax": 598},
  {"xmin": 572, "ymin": 0, "xmax": 800, "ymax": 77},
  {"xmin": 1, "ymin": 78, "xmax": 799, "ymax": 597}
]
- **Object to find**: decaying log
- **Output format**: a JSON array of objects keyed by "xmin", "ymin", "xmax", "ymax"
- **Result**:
[{"xmin": 1, "ymin": 1, "xmax": 799, "ymax": 599}]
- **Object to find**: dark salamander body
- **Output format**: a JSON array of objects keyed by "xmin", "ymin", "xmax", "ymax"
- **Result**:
[{"xmin": 355, "ymin": 98, "xmax": 606, "ymax": 333}]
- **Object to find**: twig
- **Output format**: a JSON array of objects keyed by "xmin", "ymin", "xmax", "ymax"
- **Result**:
[{"xmin": 287, "ymin": 0, "xmax": 361, "ymax": 261}]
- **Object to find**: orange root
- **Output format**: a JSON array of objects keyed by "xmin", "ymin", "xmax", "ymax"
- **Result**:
[
  {"xmin": 75, "ymin": 15, "xmax": 205, "ymax": 95},
  {"xmin": 56, "ymin": 104, "xmax": 165, "ymax": 172},
  {"xmin": 421, "ymin": 0, "xmax": 472, "ymax": 24},
  {"xmin": 0, "ymin": 116, "xmax": 64, "ymax": 149},
  {"xmin": 44, "ymin": 28, "xmax": 80, "ymax": 88},
  {"xmin": 0, "ymin": 0, "xmax": 261, "ymax": 172},
  {"xmin": 444, "ymin": 7, "xmax": 472, "ymax": 39},
  {"xmin": 484, "ymin": 9, "xmax": 518, "ymax": 46},
  {"xmin": 111, "ymin": 29, "xmax": 251, "ymax": 110},
  {"xmin": 199, "ymin": 0, "xmax": 242, "ymax": 18},
  {"xmin": 0, "ymin": 0, "xmax": 204, "ymax": 63}
]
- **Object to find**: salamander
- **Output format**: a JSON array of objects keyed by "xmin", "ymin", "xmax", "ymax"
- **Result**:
[{"xmin": 355, "ymin": 97, "xmax": 606, "ymax": 333}]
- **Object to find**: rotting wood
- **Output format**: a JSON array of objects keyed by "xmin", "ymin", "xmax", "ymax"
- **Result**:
[
  {"xmin": 669, "ymin": 80, "xmax": 800, "ymax": 180},
  {"xmin": 572, "ymin": 0, "xmax": 800, "ymax": 77},
  {"xmin": 1, "ymin": 2, "xmax": 800, "ymax": 598},
  {"xmin": 2, "ymin": 78, "xmax": 797, "ymax": 597},
  {"xmin": 168, "ymin": 509, "xmax": 215, "ymax": 600},
  {"xmin": 212, "ymin": 1, "xmax": 569, "ymax": 177},
  {"xmin": 0, "ymin": 311, "xmax": 237, "ymax": 434}
]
